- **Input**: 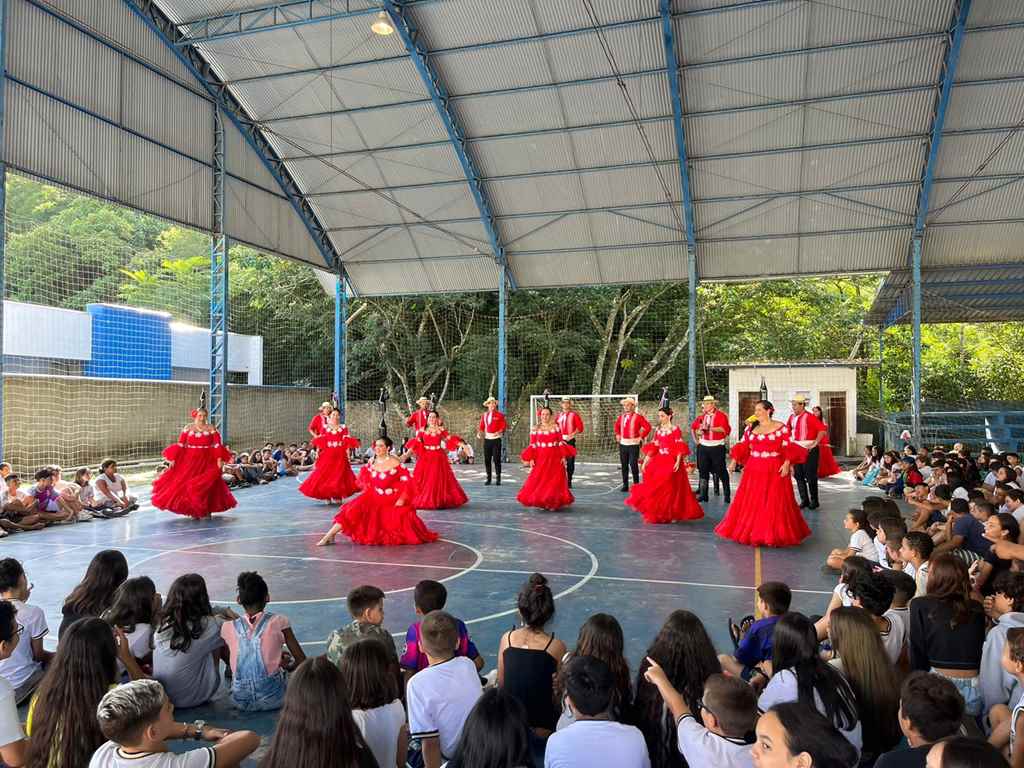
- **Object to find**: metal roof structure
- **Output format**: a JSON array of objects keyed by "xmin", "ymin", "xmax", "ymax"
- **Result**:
[
  {"xmin": 9, "ymin": 0, "xmax": 1024, "ymax": 296},
  {"xmin": 865, "ymin": 263, "xmax": 1024, "ymax": 327},
  {"xmin": 706, "ymin": 359, "xmax": 877, "ymax": 368}
]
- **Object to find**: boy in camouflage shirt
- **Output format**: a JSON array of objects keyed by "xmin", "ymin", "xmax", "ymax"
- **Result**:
[{"xmin": 325, "ymin": 584, "xmax": 400, "ymax": 667}]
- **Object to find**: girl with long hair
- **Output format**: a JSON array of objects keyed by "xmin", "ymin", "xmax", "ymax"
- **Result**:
[
  {"xmin": 447, "ymin": 688, "xmax": 536, "ymax": 768},
  {"xmin": 58, "ymin": 549, "xmax": 129, "ymax": 638},
  {"xmin": 153, "ymin": 573, "xmax": 232, "ymax": 708},
  {"xmin": 825, "ymin": 508, "xmax": 879, "ymax": 570},
  {"xmin": 555, "ymin": 613, "xmax": 632, "ymax": 729},
  {"xmin": 752, "ymin": 702, "xmax": 858, "ymax": 768},
  {"xmin": 25, "ymin": 617, "xmax": 142, "ymax": 768},
  {"xmin": 718, "ymin": 400, "xmax": 811, "ymax": 547},
  {"xmin": 340, "ymin": 639, "xmax": 407, "ymax": 768},
  {"xmin": 827, "ymin": 607, "xmax": 901, "ymax": 760},
  {"xmin": 517, "ymin": 405, "xmax": 576, "ymax": 511},
  {"xmin": 632, "ymin": 610, "xmax": 720, "ymax": 768},
  {"xmin": 104, "ymin": 576, "xmax": 161, "ymax": 678},
  {"xmin": 759, "ymin": 612, "xmax": 861, "ymax": 753},
  {"xmin": 909, "ymin": 554, "xmax": 987, "ymax": 716},
  {"xmin": 260, "ymin": 656, "xmax": 378, "ymax": 768}
]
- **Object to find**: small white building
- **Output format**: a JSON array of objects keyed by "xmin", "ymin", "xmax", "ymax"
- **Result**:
[{"xmin": 706, "ymin": 360, "xmax": 876, "ymax": 456}]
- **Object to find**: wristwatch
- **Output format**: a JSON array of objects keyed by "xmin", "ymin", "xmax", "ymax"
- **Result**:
[{"xmin": 192, "ymin": 720, "xmax": 205, "ymax": 741}]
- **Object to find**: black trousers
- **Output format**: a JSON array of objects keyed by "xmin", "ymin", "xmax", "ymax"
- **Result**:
[
  {"xmin": 564, "ymin": 438, "xmax": 576, "ymax": 484},
  {"xmin": 697, "ymin": 444, "xmax": 729, "ymax": 491},
  {"xmin": 619, "ymin": 443, "xmax": 641, "ymax": 485},
  {"xmin": 794, "ymin": 446, "xmax": 821, "ymax": 505},
  {"xmin": 483, "ymin": 438, "xmax": 502, "ymax": 481}
]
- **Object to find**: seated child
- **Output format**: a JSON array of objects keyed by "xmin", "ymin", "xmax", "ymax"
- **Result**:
[
  {"xmin": 847, "ymin": 570, "xmax": 903, "ymax": 665},
  {"xmin": 874, "ymin": 517, "xmax": 908, "ymax": 570},
  {"xmin": 326, "ymin": 585, "xmax": 400, "ymax": 668},
  {"xmin": 899, "ymin": 531, "xmax": 934, "ymax": 597},
  {"xmin": 401, "ymin": 580, "xmax": 483, "ymax": 678},
  {"xmin": 220, "ymin": 571, "xmax": 305, "ymax": 712},
  {"xmin": 981, "ymin": 571, "xmax": 1024, "ymax": 727},
  {"xmin": 0, "ymin": 475, "xmax": 44, "ymax": 533},
  {"xmin": 814, "ymin": 557, "xmax": 873, "ymax": 641},
  {"xmin": 719, "ymin": 581, "xmax": 791, "ymax": 685},
  {"xmin": 826, "ymin": 509, "xmax": 878, "ymax": 569},
  {"xmin": 26, "ymin": 469, "xmax": 75, "ymax": 524}
]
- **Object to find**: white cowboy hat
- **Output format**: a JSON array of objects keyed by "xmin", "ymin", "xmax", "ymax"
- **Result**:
[
  {"xmin": 791, "ymin": 394, "xmax": 809, "ymax": 404},
  {"xmin": 620, "ymin": 397, "xmax": 637, "ymax": 406},
  {"xmin": 482, "ymin": 396, "xmax": 498, "ymax": 405},
  {"xmin": 561, "ymin": 396, "xmax": 572, "ymax": 403},
  {"xmin": 416, "ymin": 397, "xmax": 430, "ymax": 405},
  {"xmin": 319, "ymin": 401, "xmax": 332, "ymax": 409}
]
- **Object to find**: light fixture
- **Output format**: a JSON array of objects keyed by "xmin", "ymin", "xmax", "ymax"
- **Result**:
[{"xmin": 371, "ymin": 11, "xmax": 394, "ymax": 35}]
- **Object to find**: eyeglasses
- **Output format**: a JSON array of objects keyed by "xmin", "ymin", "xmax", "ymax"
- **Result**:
[{"xmin": 697, "ymin": 696, "xmax": 716, "ymax": 720}]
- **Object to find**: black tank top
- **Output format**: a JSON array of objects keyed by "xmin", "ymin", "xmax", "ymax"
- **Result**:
[{"xmin": 502, "ymin": 629, "xmax": 559, "ymax": 731}]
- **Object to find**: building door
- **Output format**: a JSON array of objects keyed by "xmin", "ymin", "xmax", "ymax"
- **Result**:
[
  {"xmin": 820, "ymin": 391, "xmax": 846, "ymax": 453},
  {"xmin": 738, "ymin": 392, "xmax": 762, "ymax": 425}
]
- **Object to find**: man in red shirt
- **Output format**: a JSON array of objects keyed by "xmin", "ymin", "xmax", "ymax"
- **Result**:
[
  {"xmin": 406, "ymin": 397, "xmax": 431, "ymax": 432},
  {"xmin": 614, "ymin": 397, "xmax": 652, "ymax": 492},
  {"xmin": 307, "ymin": 401, "xmax": 332, "ymax": 439},
  {"xmin": 786, "ymin": 395, "xmax": 827, "ymax": 509},
  {"xmin": 476, "ymin": 396, "xmax": 507, "ymax": 485},
  {"xmin": 557, "ymin": 397, "xmax": 585, "ymax": 488},
  {"xmin": 690, "ymin": 395, "xmax": 731, "ymax": 503}
]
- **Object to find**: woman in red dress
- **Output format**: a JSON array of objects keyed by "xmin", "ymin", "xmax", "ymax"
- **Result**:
[
  {"xmin": 813, "ymin": 405, "xmax": 842, "ymax": 478},
  {"xmin": 517, "ymin": 404, "xmax": 575, "ymax": 511},
  {"xmin": 404, "ymin": 411, "xmax": 468, "ymax": 509},
  {"xmin": 299, "ymin": 408, "xmax": 361, "ymax": 503},
  {"xmin": 316, "ymin": 435, "xmax": 438, "ymax": 547},
  {"xmin": 626, "ymin": 397, "xmax": 703, "ymax": 524},
  {"xmin": 151, "ymin": 399, "xmax": 236, "ymax": 519},
  {"xmin": 716, "ymin": 399, "xmax": 811, "ymax": 547}
]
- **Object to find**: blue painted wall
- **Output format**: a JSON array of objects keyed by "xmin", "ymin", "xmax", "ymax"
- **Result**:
[{"xmin": 84, "ymin": 304, "xmax": 172, "ymax": 379}]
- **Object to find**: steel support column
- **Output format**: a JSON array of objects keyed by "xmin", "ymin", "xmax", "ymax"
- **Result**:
[
  {"xmin": 878, "ymin": 326, "xmax": 886, "ymax": 447},
  {"xmin": 210, "ymin": 108, "xmax": 229, "ymax": 440},
  {"xmin": 497, "ymin": 267, "xmax": 508, "ymax": 461},
  {"xmin": 0, "ymin": 0, "xmax": 7, "ymax": 462},
  {"xmin": 908, "ymin": 0, "xmax": 972, "ymax": 444},
  {"xmin": 334, "ymin": 274, "xmax": 347, "ymax": 422},
  {"xmin": 687, "ymin": 250, "xmax": 697, "ymax": 428}
]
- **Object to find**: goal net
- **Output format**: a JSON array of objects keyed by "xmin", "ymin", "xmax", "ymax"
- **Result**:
[{"xmin": 529, "ymin": 394, "xmax": 640, "ymax": 464}]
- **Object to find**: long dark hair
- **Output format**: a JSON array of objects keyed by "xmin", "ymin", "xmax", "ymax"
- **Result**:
[
  {"xmin": 517, "ymin": 573, "xmax": 555, "ymax": 630},
  {"xmin": 555, "ymin": 613, "xmax": 631, "ymax": 720},
  {"xmin": 260, "ymin": 656, "xmax": 377, "ymax": 768},
  {"xmin": 447, "ymin": 688, "xmax": 535, "ymax": 768},
  {"xmin": 104, "ymin": 576, "xmax": 157, "ymax": 634},
  {"xmin": 63, "ymin": 549, "xmax": 129, "ymax": 620},
  {"xmin": 770, "ymin": 613, "xmax": 858, "ymax": 733},
  {"xmin": 770, "ymin": 702, "xmax": 858, "ymax": 768},
  {"xmin": 158, "ymin": 574, "xmax": 213, "ymax": 652},
  {"xmin": 926, "ymin": 554, "xmax": 982, "ymax": 628},
  {"xmin": 633, "ymin": 610, "xmax": 721, "ymax": 768},
  {"xmin": 26, "ymin": 617, "xmax": 119, "ymax": 768},
  {"xmin": 340, "ymin": 638, "xmax": 400, "ymax": 710}
]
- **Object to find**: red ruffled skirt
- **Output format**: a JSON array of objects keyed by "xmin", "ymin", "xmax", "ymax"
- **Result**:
[
  {"xmin": 299, "ymin": 450, "xmax": 360, "ymax": 500},
  {"xmin": 818, "ymin": 443, "xmax": 841, "ymax": 478},
  {"xmin": 626, "ymin": 454, "xmax": 704, "ymax": 523},
  {"xmin": 517, "ymin": 456, "xmax": 574, "ymax": 511},
  {"xmin": 333, "ymin": 493, "xmax": 439, "ymax": 546},
  {"xmin": 715, "ymin": 460, "xmax": 810, "ymax": 547},
  {"xmin": 411, "ymin": 452, "xmax": 468, "ymax": 509},
  {"xmin": 152, "ymin": 456, "xmax": 236, "ymax": 520}
]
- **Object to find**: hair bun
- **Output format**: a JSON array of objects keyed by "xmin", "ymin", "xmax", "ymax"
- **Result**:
[{"xmin": 528, "ymin": 572, "xmax": 548, "ymax": 589}]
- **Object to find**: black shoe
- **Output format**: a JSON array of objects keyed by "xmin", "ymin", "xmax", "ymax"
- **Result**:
[
  {"xmin": 799, "ymin": 500, "xmax": 809, "ymax": 509},
  {"xmin": 620, "ymin": 484, "xmax": 629, "ymax": 493},
  {"xmin": 808, "ymin": 502, "xmax": 820, "ymax": 510},
  {"xmin": 496, "ymin": 478, "xmax": 501, "ymax": 486},
  {"xmin": 567, "ymin": 480, "xmax": 572, "ymax": 488},
  {"xmin": 723, "ymin": 493, "xmax": 731, "ymax": 504},
  {"xmin": 485, "ymin": 479, "xmax": 492, "ymax": 486}
]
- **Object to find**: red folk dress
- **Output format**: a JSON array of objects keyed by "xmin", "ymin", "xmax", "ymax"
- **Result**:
[
  {"xmin": 517, "ymin": 428, "xmax": 576, "ymax": 511},
  {"xmin": 715, "ymin": 424, "xmax": 811, "ymax": 548},
  {"xmin": 299, "ymin": 426, "xmax": 361, "ymax": 501},
  {"xmin": 408, "ymin": 429, "xmax": 468, "ymax": 510},
  {"xmin": 817, "ymin": 422, "xmax": 842, "ymax": 478},
  {"xmin": 334, "ymin": 463, "xmax": 439, "ymax": 546},
  {"xmin": 626, "ymin": 426, "xmax": 704, "ymax": 524},
  {"xmin": 152, "ymin": 428, "xmax": 236, "ymax": 519}
]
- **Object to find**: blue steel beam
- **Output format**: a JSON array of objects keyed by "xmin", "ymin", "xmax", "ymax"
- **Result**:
[
  {"xmin": 383, "ymin": 0, "xmax": 515, "ymax": 290},
  {"xmin": 909, "ymin": 0, "xmax": 972, "ymax": 441},
  {"xmin": 0, "ymin": 0, "xmax": 7, "ymax": 461},
  {"xmin": 210, "ymin": 109, "xmax": 229, "ymax": 439},
  {"xmin": 122, "ymin": 0, "xmax": 351, "ymax": 289},
  {"xmin": 334, "ymin": 273, "xmax": 347, "ymax": 423}
]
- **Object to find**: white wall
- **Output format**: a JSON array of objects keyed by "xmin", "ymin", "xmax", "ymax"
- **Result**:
[
  {"xmin": 2, "ymin": 300, "xmax": 261, "ymax": 382},
  {"xmin": 726, "ymin": 366, "xmax": 859, "ymax": 454}
]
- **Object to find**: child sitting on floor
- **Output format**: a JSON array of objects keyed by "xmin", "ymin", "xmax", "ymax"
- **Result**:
[
  {"xmin": 826, "ymin": 508, "xmax": 878, "ymax": 569},
  {"xmin": 326, "ymin": 585, "xmax": 400, "ymax": 669},
  {"xmin": 719, "ymin": 581, "xmax": 791, "ymax": 687},
  {"xmin": 220, "ymin": 571, "xmax": 305, "ymax": 712},
  {"xmin": 401, "ymin": 580, "xmax": 483, "ymax": 678}
]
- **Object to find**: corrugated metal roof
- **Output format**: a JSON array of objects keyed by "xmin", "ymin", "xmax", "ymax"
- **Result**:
[{"xmin": 18, "ymin": 0, "xmax": 1024, "ymax": 296}]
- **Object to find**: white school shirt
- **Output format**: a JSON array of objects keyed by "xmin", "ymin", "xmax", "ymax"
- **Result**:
[
  {"xmin": 849, "ymin": 529, "xmax": 878, "ymax": 561},
  {"xmin": 89, "ymin": 741, "xmax": 214, "ymax": 768},
  {"xmin": 881, "ymin": 608, "xmax": 908, "ymax": 665},
  {"xmin": 95, "ymin": 473, "xmax": 127, "ymax": 502},
  {"xmin": 353, "ymin": 700, "xmax": 405, "ymax": 768},
  {"xmin": 544, "ymin": 720, "xmax": 651, "ymax": 768},
  {"xmin": 407, "ymin": 656, "xmax": 482, "ymax": 759},
  {"xmin": 875, "ymin": 536, "xmax": 890, "ymax": 568},
  {"xmin": 677, "ymin": 715, "xmax": 753, "ymax": 768},
  {"xmin": 0, "ymin": 599, "xmax": 47, "ymax": 688},
  {"xmin": 0, "ymin": 676, "xmax": 24, "ymax": 750},
  {"xmin": 759, "ymin": 669, "xmax": 862, "ymax": 755}
]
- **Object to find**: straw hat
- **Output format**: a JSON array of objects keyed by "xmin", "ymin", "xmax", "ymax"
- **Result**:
[
  {"xmin": 319, "ymin": 401, "xmax": 332, "ymax": 409},
  {"xmin": 620, "ymin": 397, "xmax": 637, "ymax": 406},
  {"xmin": 791, "ymin": 394, "xmax": 809, "ymax": 404},
  {"xmin": 702, "ymin": 395, "xmax": 717, "ymax": 403},
  {"xmin": 483, "ymin": 396, "xmax": 498, "ymax": 406},
  {"xmin": 561, "ymin": 396, "xmax": 572, "ymax": 403},
  {"xmin": 416, "ymin": 397, "xmax": 430, "ymax": 406}
]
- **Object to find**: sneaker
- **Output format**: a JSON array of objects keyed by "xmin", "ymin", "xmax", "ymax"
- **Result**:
[
  {"xmin": 77, "ymin": 511, "xmax": 95, "ymax": 522},
  {"xmin": 90, "ymin": 508, "xmax": 112, "ymax": 519}
]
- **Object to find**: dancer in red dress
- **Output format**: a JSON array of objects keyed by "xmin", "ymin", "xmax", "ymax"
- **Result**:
[
  {"xmin": 307, "ymin": 400, "xmax": 332, "ymax": 438},
  {"xmin": 517, "ymin": 402, "xmax": 575, "ymax": 511},
  {"xmin": 151, "ymin": 395, "xmax": 236, "ymax": 520},
  {"xmin": 299, "ymin": 407, "xmax": 361, "ymax": 502},
  {"xmin": 316, "ymin": 435, "xmax": 438, "ymax": 547},
  {"xmin": 626, "ymin": 390, "xmax": 703, "ymax": 524},
  {"xmin": 404, "ymin": 411, "xmax": 468, "ymax": 509},
  {"xmin": 813, "ymin": 405, "xmax": 842, "ymax": 478},
  {"xmin": 716, "ymin": 399, "xmax": 811, "ymax": 548}
]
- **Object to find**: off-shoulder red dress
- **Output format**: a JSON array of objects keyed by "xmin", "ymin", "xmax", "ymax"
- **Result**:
[
  {"xmin": 517, "ymin": 428, "xmax": 575, "ymax": 511},
  {"xmin": 408, "ymin": 429, "xmax": 468, "ymax": 510},
  {"xmin": 152, "ymin": 428, "xmax": 236, "ymax": 519},
  {"xmin": 626, "ymin": 426, "xmax": 704, "ymax": 523},
  {"xmin": 333, "ymin": 463, "xmax": 439, "ymax": 546},
  {"xmin": 299, "ymin": 425, "xmax": 361, "ymax": 501}
]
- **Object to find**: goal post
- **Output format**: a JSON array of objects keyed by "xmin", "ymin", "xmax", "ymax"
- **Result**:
[{"xmin": 529, "ymin": 394, "xmax": 639, "ymax": 464}]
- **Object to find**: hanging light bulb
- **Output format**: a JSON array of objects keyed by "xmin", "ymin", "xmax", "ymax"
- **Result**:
[{"xmin": 371, "ymin": 11, "xmax": 395, "ymax": 35}]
